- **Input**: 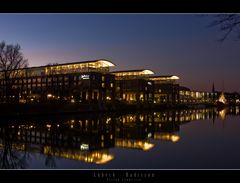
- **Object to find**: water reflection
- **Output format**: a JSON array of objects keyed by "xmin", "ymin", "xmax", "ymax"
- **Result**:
[{"xmin": 0, "ymin": 106, "xmax": 239, "ymax": 169}]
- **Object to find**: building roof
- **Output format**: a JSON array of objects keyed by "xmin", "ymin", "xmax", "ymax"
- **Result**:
[
  {"xmin": 148, "ymin": 75, "xmax": 180, "ymax": 80},
  {"xmin": 112, "ymin": 69, "xmax": 155, "ymax": 76},
  {"xmin": 29, "ymin": 59, "xmax": 116, "ymax": 70},
  {"xmin": 0, "ymin": 59, "xmax": 115, "ymax": 73}
]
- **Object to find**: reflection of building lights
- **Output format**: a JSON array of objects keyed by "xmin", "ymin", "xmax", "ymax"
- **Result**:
[
  {"xmin": 143, "ymin": 142, "xmax": 155, "ymax": 151},
  {"xmin": 154, "ymin": 133, "xmax": 180, "ymax": 143},
  {"xmin": 115, "ymin": 139, "xmax": 155, "ymax": 151},
  {"xmin": 219, "ymin": 109, "xmax": 227, "ymax": 121},
  {"xmin": 43, "ymin": 146, "xmax": 114, "ymax": 164},
  {"xmin": 171, "ymin": 135, "xmax": 180, "ymax": 142},
  {"xmin": 81, "ymin": 75, "xmax": 90, "ymax": 80},
  {"xmin": 70, "ymin": 99, "xmax": 75, "ymax": 103},
  {"xmin": 95, "ymin": 154, "xmax": 114, "ymax": 164}
]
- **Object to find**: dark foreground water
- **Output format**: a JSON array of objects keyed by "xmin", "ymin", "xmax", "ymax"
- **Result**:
[{"xmin": 0, "ymin": 107, "xmax": 239, "ymax": 169}]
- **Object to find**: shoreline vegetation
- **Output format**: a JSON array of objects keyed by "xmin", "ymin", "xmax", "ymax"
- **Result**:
[{"xmin": 0, "ymin": 102, "xmax": 238, "ymax": 118}]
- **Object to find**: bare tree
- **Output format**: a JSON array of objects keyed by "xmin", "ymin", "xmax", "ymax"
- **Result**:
[
  {"xmin": 0, "ymin": 41, "xmax": 28, "ymax": 103},
  {"xmin": 210, "ymin": 14, "xmax": 240, "ymax": 42}
]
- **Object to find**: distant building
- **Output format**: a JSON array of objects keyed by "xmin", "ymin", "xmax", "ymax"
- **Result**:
[
  {"xmin": 112, "ymin": 69, "xmax": 155, "ymax": 104},
  {"xmin": 148, "ymin": 75, "xmax": 180, "ymax": 105}
]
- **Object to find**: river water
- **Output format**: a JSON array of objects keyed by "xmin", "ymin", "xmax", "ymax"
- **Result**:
[{"xmin": 0, "ymin": 107, "xmax": 239, "ymax": 169}]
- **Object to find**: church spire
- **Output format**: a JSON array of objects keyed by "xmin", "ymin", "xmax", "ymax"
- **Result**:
[{"xmin": 212, "ymin": 82, "xmax": 215, "ymax": 93}]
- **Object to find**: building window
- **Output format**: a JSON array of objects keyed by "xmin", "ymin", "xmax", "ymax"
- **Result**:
[
  {"xmin": 102, "ymin": 76, "xmax": 105, "ymax": 81},
  {"xmin": 102, "ymin": 83, "xmax": 105, "ymax": 88},
  {"xmin": 110, "ymin": 83, "xmax": 114, "ymax": 88}
]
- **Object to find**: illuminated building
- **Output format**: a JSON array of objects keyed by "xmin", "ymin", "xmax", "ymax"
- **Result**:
[
  {"xmin": 178, "ymin": 86, "xmax": 212, "ymax": 104},
  {"xmin": 0, "ymin": 59, "xmax": 115, "ymax": 104},
  {"xmin": 148, "ymin": 75, "xmax": 180, "ymax": 104},
  {"xmin": 112, "ymin": 69, "xmax": 155, "ymax": 104}
]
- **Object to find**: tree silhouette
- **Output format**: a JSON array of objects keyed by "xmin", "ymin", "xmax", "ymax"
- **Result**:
[
  {"xmin": 0, "ymin": 125, "xmax": 29, "ymax": 169},
  {"xmin": 210, "ymin": 14, "xmax": 240, "ymax": 42},
  {"xmin": 0, "ymin": 41, "xmax": 28, "ymax": 103}
]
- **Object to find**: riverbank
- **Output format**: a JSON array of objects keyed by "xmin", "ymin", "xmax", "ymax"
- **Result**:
[{"xmin": 0, "ymin": 102, "xmax": 226, "ymax": 118}]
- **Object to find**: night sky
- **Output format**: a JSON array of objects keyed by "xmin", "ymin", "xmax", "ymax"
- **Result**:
[{"xmin": 1, "ymin": 14, "xmax": 239, "ymax": 92}]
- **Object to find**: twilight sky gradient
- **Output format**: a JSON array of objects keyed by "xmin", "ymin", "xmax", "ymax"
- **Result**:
[{"xmin": 1, "ymin": 14, "xmax": 239, "ymax": 92}]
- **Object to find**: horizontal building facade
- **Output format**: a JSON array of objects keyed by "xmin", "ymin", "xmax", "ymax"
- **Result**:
[
  {"xmin": 0, "ymin": 60, "xmax": 115, "ymax": 104},
  {"xmin": 112, "ymin": 70, "xmax": 155, "ymax": 104}
]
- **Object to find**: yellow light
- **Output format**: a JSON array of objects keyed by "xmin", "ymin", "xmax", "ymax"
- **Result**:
[
  {"xmin": 47, "ymin": 94, "xmax": 52, "ymax": 98},
  {"xmin": 171, "ymin": 75, "xmax": 180, "ymax": 80},
  {"xmin": 171, "ymin": 135, "xmax": 180, "ymax": 142},
  {"xmin": 142, "ymin": 70, "xmax": 155, "ymax": 75},
  {"xmin": 95, "ymin": 154, "xmax": 114, "ymax": 164},
  {"xmin": 143, "ymin": 142, "xmax": 155, "ymax": 151},
  {"xmin": 97, "ymin": 60, "xmax": 115, "ymax": 67}
]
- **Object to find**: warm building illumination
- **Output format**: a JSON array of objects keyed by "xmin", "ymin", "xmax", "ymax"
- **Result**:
[
  {"xmin": 142, "ymin": 142, "xmax": 155, "ymax": 151},
  {"xmin": 46, "ymin": 124, "xmax": 51, "ymax": 128},
  {"xmin": 115, "ymin": 139, "xmax": 155, "ymax": 151},
  {"xmin": 95, "ymin": 154, "xmax": 114, "ymax": 164},
  {"xmin": 112, "ymin": 69, "xmax": 155, "ymax": 79},
  {"xmin": 43, "ymin": 147, "xmax": 114, "ymax": 164},
  {"xmin": 218, "ymin": 92, "xmax": 227, "ymax": 104},
  {"xmin": 106, "ymin": 96, "xmax": 111, "ymax": 100},
  {"xmin": 154, "ymin": 133, "xmax": 180, "ymax": 143},
  {"xmin": 148, "ymin": 75, "xmax": 180, "ymax": 81},
  {"xmin": 97, "ymin": 60, "xmax": 115, "ymax": 67}
]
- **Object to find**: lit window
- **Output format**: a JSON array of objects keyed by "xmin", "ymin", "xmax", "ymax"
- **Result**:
[
  {"xmin": 102, "ymin": 76, "xmax": 105, "ymax": 81},
  {"xmin": 102, "ymin": 83, "xmax": 105, "ymax": 88},
  {"xmin": 110, "ymin": 83, "xmax": 114, "ymax": 88}
]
